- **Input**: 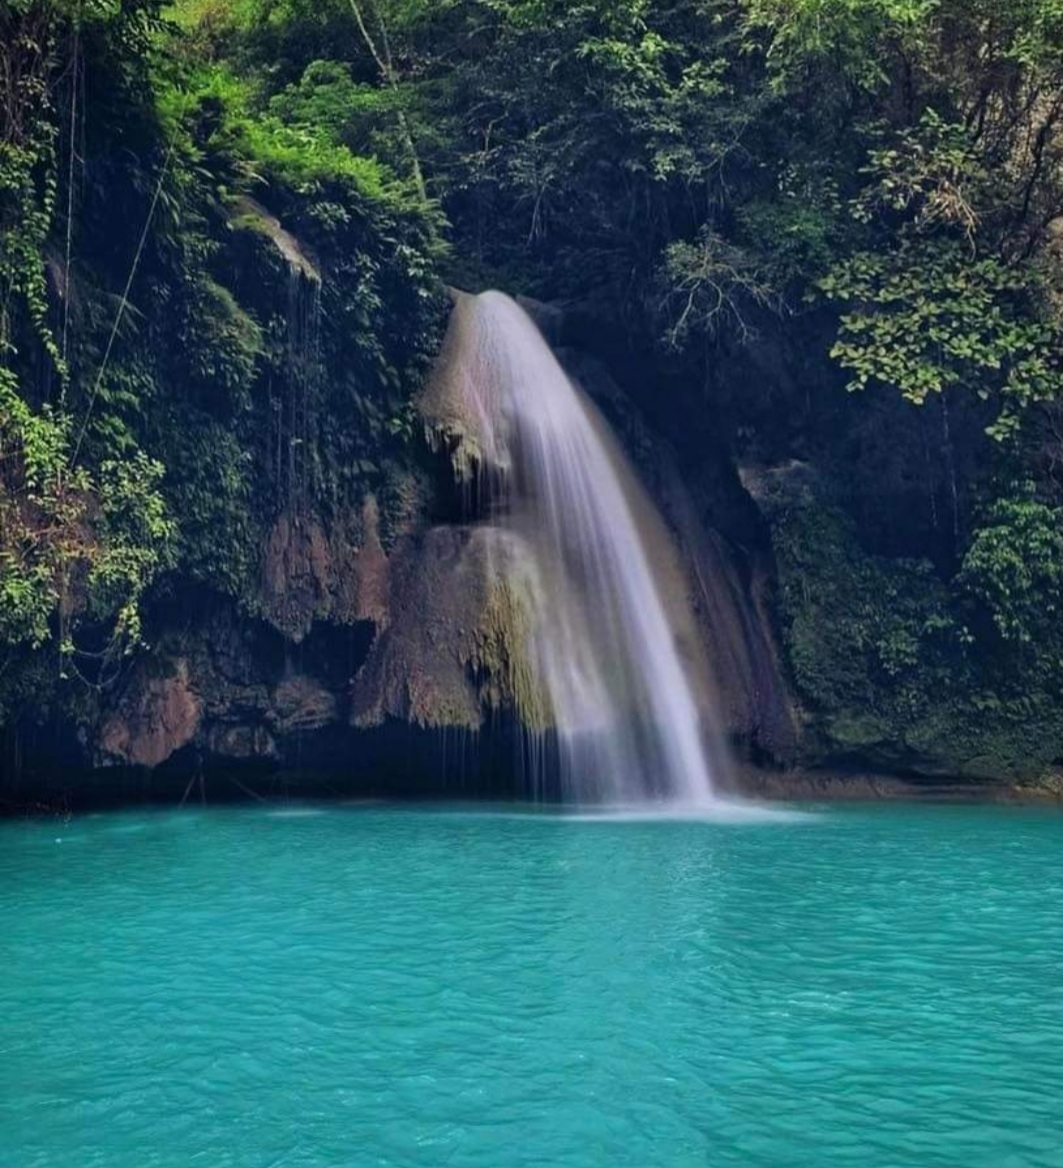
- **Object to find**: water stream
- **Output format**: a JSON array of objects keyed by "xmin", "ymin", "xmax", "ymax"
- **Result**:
[{"xmin": 443, "ymin": 291, "xmax": 718, "ymax": 805}]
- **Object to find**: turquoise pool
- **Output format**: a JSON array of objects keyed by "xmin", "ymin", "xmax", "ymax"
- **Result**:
[{"xmin": 1, "ymin": 802, "xmax": 1061, "ymax": 1167}]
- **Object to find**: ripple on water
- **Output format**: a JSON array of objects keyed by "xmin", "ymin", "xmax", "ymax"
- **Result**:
[{"xmin": 1, "ymin": 801, "xmax": 1061, "ymax": 1168}]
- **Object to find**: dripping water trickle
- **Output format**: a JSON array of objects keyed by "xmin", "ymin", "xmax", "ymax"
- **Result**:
[{"xmin": 284, "ymin": 266, "xmax": 322, "ymax": 515}]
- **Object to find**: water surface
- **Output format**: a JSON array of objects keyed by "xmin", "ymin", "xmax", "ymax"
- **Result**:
[{"xmin": 1, "ymin": 802, "xmax": 1061, "ymax": 1167}]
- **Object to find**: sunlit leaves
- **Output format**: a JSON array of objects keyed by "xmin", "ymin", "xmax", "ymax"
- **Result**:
[
  {"xmin": 959, "ymin": 494, "xmax": 1063, "ymax": 646},
  {"xmin": 0, "ymin": 371, "xmax": 174, "ymax": 653},
  {"xmin": 741, "ymin": 0, "xmax": 940, "ymax": 91},
  {"xmin": 821, "ymin": 241, "xmax": 1063, "ymax": 439},
  {"xmin": 853, "ymin": 112, "xmax": 985, "ymax": 239}
]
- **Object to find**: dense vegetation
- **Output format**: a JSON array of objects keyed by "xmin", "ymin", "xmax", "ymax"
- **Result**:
[
  {"xmin": 4, "ymin": 0, "xmax": 1063, "ymax": 781},
  {"xmin": 0, "ymin": 0, "xmax": 442, "ymax": 722}
]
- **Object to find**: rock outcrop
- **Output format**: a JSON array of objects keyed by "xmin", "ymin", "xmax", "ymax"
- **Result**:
[
  {"xmin": 6, "ymin": 294, "xmax": 803, "ymax": 804},
  {"xmin": 99, "ymin": 658, "xmax": 202, "ymax": 769}
]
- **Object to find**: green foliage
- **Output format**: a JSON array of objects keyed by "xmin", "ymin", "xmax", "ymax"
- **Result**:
[
  {"xmin": 88, "ymin": 453, "xmax": 177, "ymax": 645},
  {"xmin": 245, "ymin": 116, "xmax": 397, "ymax": 197},
  {"xmin": 0, "ymin": 369, "xmax": 175, "ymax": 656},
  {"xmin": 0, "ymin": 371, "xmax": 71, "ymax": 648},
  {"xmin": 159, "ymin": 409, "xmax": 257, "ymax": 594},
  {"xmin": 0, "ymin": 0, "xmax": 444, "ymax": 729},
  {"xmin": 742, "ymin": 0, "xmax": 939, "ymax": 91},
  {"xmin": 959, "ymin": 495, "xmax": 1063, "ymax": 649},
  {"xmin": 6, "ymin": 0, "xmax": 1063, "ymax": 781},
  {"xmin": 850, "ymin": 112, "xmax": 984, "ymax": 237},
  {"xmin": 764, "ymin": 475, "xmax": 1063, "ymax": 778},
  {"xmin": 820, "ymin": 241, "xmax": 1063, "ymax": 440},
  {"xmin": 268, "ymin": 60, "xmax": 397, "ymax": 157},
  {"xmin": 767, "ymin": 477, "xmax": 959, "ymax": 719},
  {"xmin": 0, "ymin": 3, "xmax": 62, "ymax": 373},
  {"xmin": 177, "ymin": 278, "xmax": 263, "ymax": 411}
]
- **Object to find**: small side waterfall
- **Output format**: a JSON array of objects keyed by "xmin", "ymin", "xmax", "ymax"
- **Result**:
[{"xmin": 434, "ymin": 291, "xmax": 721, "ymax": 805}]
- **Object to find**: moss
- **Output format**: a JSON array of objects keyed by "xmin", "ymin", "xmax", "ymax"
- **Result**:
[
  {"xmin": 826, "ymin": 712, "xmax": 891, "ymax": 750},
  {"xmin": 467, "ymin": 579, "xmax": 552, "ymax": 732},
  {"xmin": 758, "ymin": 464, "xmax": 1063, "ymax": 779},
  {"xmin": 377, "ymin": 462, "xmax": 430, "ymax": 552},
  {"xmin": 349, "ymin": 526, "xmax": 554, "ymax": 734},
  {"xmin": 228, "ymin": 196, "xmax": 321, "ymax": 284}
]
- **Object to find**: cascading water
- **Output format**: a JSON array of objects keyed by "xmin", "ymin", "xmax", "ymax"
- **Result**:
[{"xmin": 436, "ymin": 291, "xmax": 720, "ymax": 806}]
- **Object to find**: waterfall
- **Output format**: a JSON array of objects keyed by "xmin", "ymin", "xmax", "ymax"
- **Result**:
[{"xmin": 435, "ymin": 291, "xmax": 720, "ymax": 805}]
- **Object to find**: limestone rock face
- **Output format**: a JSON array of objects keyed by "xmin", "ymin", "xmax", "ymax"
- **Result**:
[
  {"xmin": 34, "ymin": 294, "xmax": 803, "ymax": 795},
  {"xmin": 270, "ymin": 676, "xmax": 338, "ymax": 736},
  {"xmin": 99, "ymin": 659, "xmax": 202, "ymax": 769},
  {"xmin": 88, "ymin": 523, "xmax": 534, "ymax": 777},
  {"xmin": 108, "ymin": 599, "xmax": 368, "ymax": 769},
  {"xmin": 351, "ymin": 527, "xmax": 491, "ymax": 730},
  {"xmin": 258, "ymin": 496, "xmax": 390, "ymax": 642}
]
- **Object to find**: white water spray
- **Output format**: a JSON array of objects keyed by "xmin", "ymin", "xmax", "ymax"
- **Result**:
[{"xmin": 439, "ymin": 291, "xmax": 721, "ymax": 806}]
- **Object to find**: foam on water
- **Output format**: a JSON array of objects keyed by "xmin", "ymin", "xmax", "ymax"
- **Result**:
[
  {"xmin": 379, "ymin": 799, "xmax": 808, "ymax": 824},
  {"xmin": 552, "ymin": 799, "xmax": 810, "ymax": 824}
]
